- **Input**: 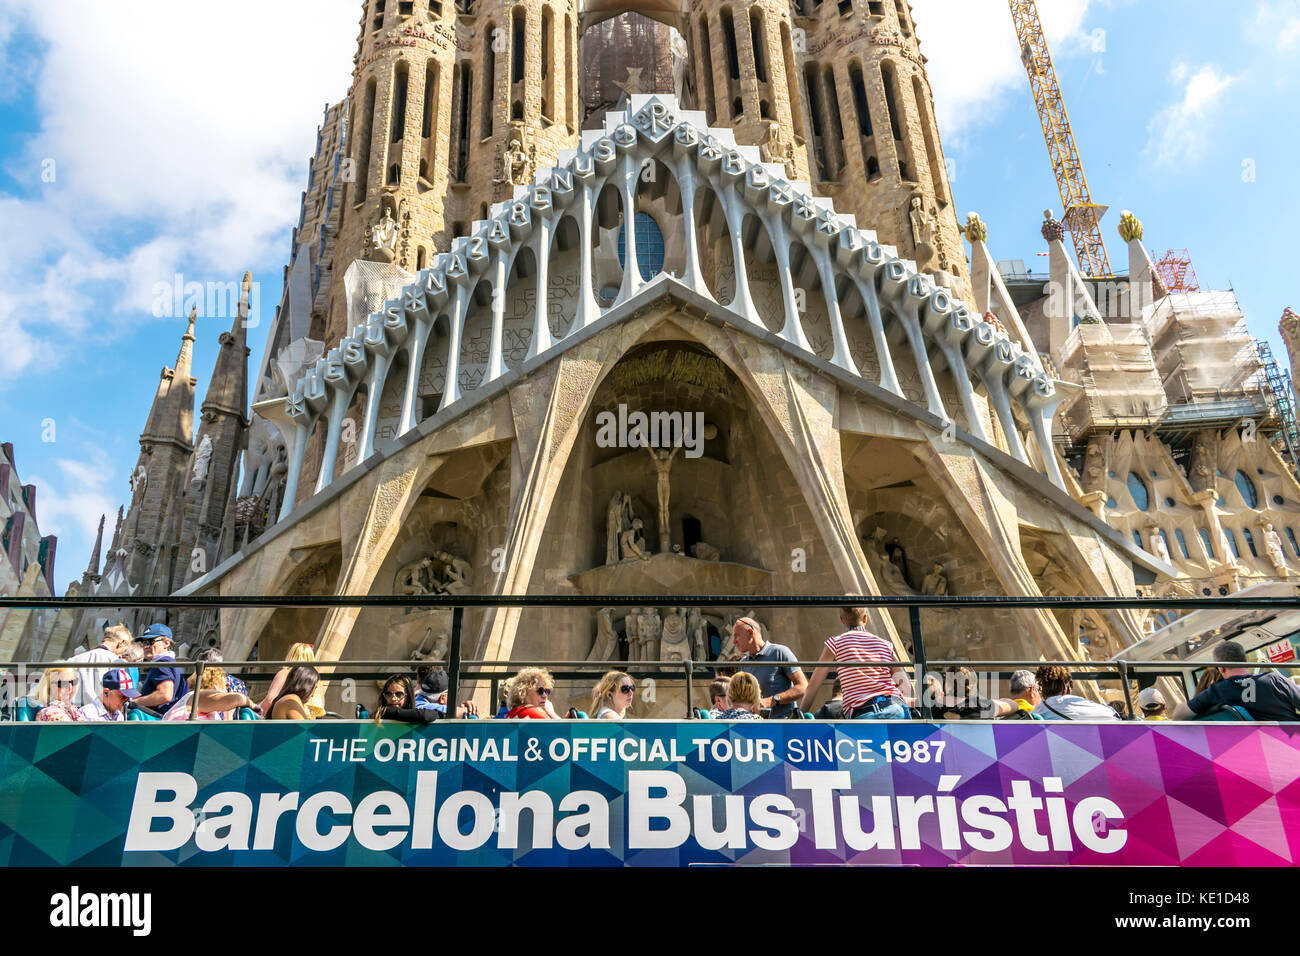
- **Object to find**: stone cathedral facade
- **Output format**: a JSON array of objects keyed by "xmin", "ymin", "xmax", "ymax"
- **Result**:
[{"xmin": 36, "ymin": 0, "xmax": 1300, "ymax": 714}]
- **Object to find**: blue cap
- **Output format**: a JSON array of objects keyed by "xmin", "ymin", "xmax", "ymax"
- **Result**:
[
  {"xmin": 102, "ymin": 668, "xmax": 141, "ymax": 698},
  {"xmin": 138, "ymin": 623, "xmax": 173, "ymax": 643}
]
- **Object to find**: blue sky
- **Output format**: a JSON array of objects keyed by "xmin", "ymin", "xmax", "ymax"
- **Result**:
[{"xmin": 2, "ymin": 0, "xmax": 1299, "ymax": 594}]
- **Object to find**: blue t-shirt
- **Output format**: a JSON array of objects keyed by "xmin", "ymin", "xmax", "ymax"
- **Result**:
[{"xmin": 140, "ymin": 655, "xmax": 188, "ymax": 712}]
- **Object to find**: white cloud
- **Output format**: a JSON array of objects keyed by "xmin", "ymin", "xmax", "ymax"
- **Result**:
[
  {"xmin": 911, "ymin": 0, "xmax": 1095, "ymax": 142},
  {"xmin": 27, "ymin": 449, "xmax": 120, "ymax": 589},
  {"xmin": 1144, "ymin": 64, "xmax": 1236, "ymax": 168},
  {"xmin": 0, "ymin": 0, "xmax": 359, "ymax": 378},
  {"xmin": 1255, "ymin": 1, "xmax": 1300, "ymax": 50}
]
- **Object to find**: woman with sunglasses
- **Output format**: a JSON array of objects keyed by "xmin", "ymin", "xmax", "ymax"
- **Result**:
[
  {"xmin": 591, "ymin": 670, "xmax": 635, "ymax": 720},
  {"xmin": 35, "ymin": 667, "xmax": 87, "ymax": 722},
  {"xmin": 372, "ymin": 674, "xmax": 480, "ymax": 723},
  {"xmin": 505, "ymin": 668, "xmax": 561, "ymax": 719}
]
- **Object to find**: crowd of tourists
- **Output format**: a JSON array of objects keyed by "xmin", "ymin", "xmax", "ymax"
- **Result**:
[{"xmin": 9, "ymin": 609, "xmax": 1299, "ymax": 723}]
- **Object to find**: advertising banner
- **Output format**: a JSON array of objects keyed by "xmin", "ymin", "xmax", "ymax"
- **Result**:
[{"xmin": 1, "ymin": 720, "xmax": 1297, "ymax": 866}]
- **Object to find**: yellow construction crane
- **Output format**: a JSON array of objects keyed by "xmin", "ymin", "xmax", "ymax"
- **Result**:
[{"xmin": 1008, "ymin": 0, "xmax": 1113, "ymax": 278}]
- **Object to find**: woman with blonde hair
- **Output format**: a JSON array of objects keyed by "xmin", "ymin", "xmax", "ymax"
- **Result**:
[
  {"xmin": 163, "ymin": 663, "xmax": 253, "ymax": 720},
  {"xmin": 505, "ymin": 667, "xmax": 561, "ymax": 719},
  {"xmin": 34, "ymin": 667, "xmax": 86, "ymax": 722},
  {"xmin": 717, "ymin": 671, "xmax": 762, "ymax": 720},
  {"xmin": 256, "ymin": 642, "xmax": 327, "ymax": 717},
  {"xmin": 591, "ymin": 671, "xmax": 635, "ymax": 720}
]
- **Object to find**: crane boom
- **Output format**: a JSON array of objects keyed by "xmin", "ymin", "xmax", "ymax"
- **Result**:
[{"xmin": 1008, "ymin": 0, "xmax": 1113, "ymax": 278}]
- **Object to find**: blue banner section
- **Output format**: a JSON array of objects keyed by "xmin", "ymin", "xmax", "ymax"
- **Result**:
[{"xmin": 1, "ymin": 720, "xmax": 1296, "ymax": 866}]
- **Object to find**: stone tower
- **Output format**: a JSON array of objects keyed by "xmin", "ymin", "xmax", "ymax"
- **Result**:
[
  {"xmin": 123, "ymin": 310, "xmax": 197, "ymax": 614},
  {"xmin": 686, "ymin": 0, "xmax": 966, "ymax": 291},
  {"xmin": 172, "ymin": 276, "xmax": 253, "ymax": 647}
]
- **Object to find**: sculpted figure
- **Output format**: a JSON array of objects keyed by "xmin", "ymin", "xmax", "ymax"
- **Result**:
[
  {"xmin": 688, "ymin": 608, "xmax": 708, "ymax": 661},
  {"xmin": 365, "ymin": 204, "xmax": 399, "ymax": 262},
  {"xmin": 659, "ymin": 607, "xmax": 689, "ymax": 662},
  {"xmin": 645, "ymin": 445, "xmax": 681, "ymax": 551},
  {"xmin": 624, "ymin": 608, "xmax": 642, "ymax": 662},
  {"xmin": 191, "ymin": 435, "xmax": 213, "ymax": 485},
  {"xmin": 690, "ymin": 541, "xmax": 720, "ymax": 562},
  {"xmin": 396, "ymin": 557, "xmax": 436, "ymax": 596},
  {"xmin": 1263, "ymin": 522, "xmax": 1289, "ymax": 575},
  {"xmin": 588, "ymin": 607, "xmax": 619, "ymax": 662},
  {"xmin": 620, "ymin": 518, "xmax": 652, "ymax": 561},
  {"xmin": 434, "ymin": 551, "xmax": 473, "ymax": 594},
  {"xmin": 1149, "ymin": 529, "xmax": 1171, "ymax": 564},
  {"xmin": 921, "ymin": 563, "xmax": 949, "ymax": 596},
  {"xmin": 909, "ymin": 195, "xmax": 938, "ymax": 270},
  {"xmin": 641, "ymin": 607, "xmax": 663, "ymax": 661}
]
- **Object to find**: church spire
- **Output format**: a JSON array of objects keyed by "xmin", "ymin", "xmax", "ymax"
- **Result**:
[
  {"xmin": 108, "ymin": 505, "xmax": 124, "ymax": 554},
  {"xmin": 84, "ymin": 513, "xmax": 105, "ymax": 579},
  {"xmin": 140, "ymin": 309, "xmax": 199, "ymax": 451}
]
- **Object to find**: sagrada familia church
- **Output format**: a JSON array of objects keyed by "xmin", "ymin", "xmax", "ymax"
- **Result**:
[{"xmin": 6, "ymin": 0, "xmax": 1300, "ymax": 711}]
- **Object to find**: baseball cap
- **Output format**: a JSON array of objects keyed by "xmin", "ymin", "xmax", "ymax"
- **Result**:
[
  {"xmin": 137, "ymin": 623, "xmax": 173, "ymax": 643},
  {"xmin": 102, "ymin": 669, "xmax": 141, "ymax": 698},
  {"xmin": 1137, "ymin": 687, "xmax": 1165, "ymax": 709}
]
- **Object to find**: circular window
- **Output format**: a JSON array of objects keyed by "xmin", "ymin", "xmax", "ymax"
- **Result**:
[
  {"xmin": 1202, "ymin": 588, "xmax": 1212, "ymax": 596},
  {"xmin": 598, "ymin": 285, "xmax": 619, "ymax": 303},
  {"xmin": 1149, "ymin": 470, "xmax": 1158, "ymax": 478},
  {"xmin": 1107, "ymin": 470, "xmax": 1116, "ymax": 479},
  {"xmin": 1217, "ymin": 496, "xmax": 1226, "ymax": 507},
  {"xmin": 1235, "ymin": 470, "xmax": 1260, "ymax": 508},
  {"xmin": 1126, "ymin": 472, "xmax": 1150, "ymax": 511},
  {"xmin": 1274, "ymin": 495, "xmax": 1285, "ymax": 506},
  {"xmin": 1258, "ymin": 468, "xmax": 1266, "ymax": 476},
  {"xmin": 1164, "ymin": 497, "xmax": 1176, "ymax": 507},
  {"xmin": 1105, "ymin": 496, "xmax": 1117, "ymax": 509},
  {"xmin": 617, "ymin": 212, "xmax": 665, "ymax": 281}
]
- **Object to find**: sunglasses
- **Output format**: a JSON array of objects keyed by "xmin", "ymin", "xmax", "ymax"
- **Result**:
[
  {"xmin": 536, "ymin": 686, "xmax": 553, "ymax": 697},
  {"xmin": 619, "ymin": 684, "xmax": 635, "ymax": 694},
  {"xmin": 53, "ymin": 680, "xmax": 78, "ymax": 688},
  {"xmin": 383, "ymin": 689, "xmax": 407, "ymax": 699}
]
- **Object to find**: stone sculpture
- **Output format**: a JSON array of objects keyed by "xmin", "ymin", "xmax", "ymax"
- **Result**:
[
  {"xmin": 396, "ymin": 557, "xmax": 436, "ymax": 596},
  {"xmin": 690, "ymin": 541, "xmax": 720, "ymax": 561},
  {"xmin": 645, "ymin": 444, "xmax": 681, "ymax": 551},
  {"xmin": 1263, "ymin": 522, "xmax": 1289, "ymax": 576},
  {"xmin": 624, "ymin": 608, "xmax": 642, "ymax": 662},
  {"xmin": 687, "ymin": 608, "xmax": 707, "ymax": 661},
  {"xmin": 191, "ymin": 434, "xmax": 213, "ymax": 485},
  {"xmin": 910, "ymin": 195, "xmax": 937, "ymax": 270},
  {"xmin": 495, "ymin": 136, "xmax": 534, "ymax": 186},
  {"xmin": 606, "ymin": 491, "xmax": 633, "ymax": 564},
  {"xmin": 620, "ymin": 518, "xmax": 651, "ymax": 561},
  {"xmin": 659, "ymin": 606, "xmax": 689, "ymax": 661},
  {"xmin": 921, "ymin": 563, "xmax": 949, "ymax": 596},
  {"xmin": 1149, "ymin": 529, "xmax": 1171, "ymax": 564},
  {"xmin": 365, "ymin": 202, "xmax": 399, "ymax": 262},
  {"xmin": 433, "ymin": 550, "xmax": 473, "ymax": 594},
  {"xmin": 640, "ymin": 607, "xmax": 662, "ymax": 660},
  {"xmin": 588, "ymin": 607, "xmax": 619, "ymax": 661}
]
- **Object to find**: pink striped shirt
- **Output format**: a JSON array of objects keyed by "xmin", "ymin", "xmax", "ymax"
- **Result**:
[{"xmin": 825, "ymin": 628, "xmax": 900, "ymax": 712}]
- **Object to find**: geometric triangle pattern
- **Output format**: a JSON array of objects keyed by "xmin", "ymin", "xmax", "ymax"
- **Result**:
[{"xmin": 1, "ymin": 721, "xmax": 1297, "ymax": 866}]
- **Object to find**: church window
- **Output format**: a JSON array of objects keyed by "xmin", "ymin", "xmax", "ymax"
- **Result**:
[
  {"xmin": 1288, "ymin": 527, "xmax": 1300, "ymax": 556},
  {"xmin": 1199, "ymin": 528, "xmax": 1216, "ymax": 559},
  {"xmin": 617, "ymin": 212, "xmax": 665, "ymax": 281},
  {"xmin": 391, "ymin": 62, "xmax": 409, "ymax": 143},
  {"xmin": 416, "ymin": 247, "xmax": 426, "ymax": 270},
  {"xmin": 850, "ymin": 62, "xmax": 873, "ymax": 138},
  {"xmin": 699, "ymin": 16, "xmax": 717, "ymax": 125},
  {"xmin": 429, "ymin": 1, "xmax": 442, "ymax": 16},
  {"xmin": 780, "ymin": 22, "xmax": 803, "ymax": 141},
  {"xmin": 838, "ymin": 0, "xmax": 852, "ymax": 14},
  {"xmin": 422, "ymin": 63, "xmax": 437, "ymax": 139},
  {"xmin": 749, "ymin": 8, "xmax": 768, "ymax": 84},
  {"xmin": 399, "ymin": 0, "xmax": 414, "ymax": 15},
  {"xmin": 511, "ymin": 7, "xmax": 526, "ymax": 87},
  {"xmin": 387, "ymin": 162, "xmax": 400, "ymax": 185},
  {"xmin": 721, "ymin": 8, "xmax": 741, "ymax": 80},
  {"xmin": 1132, "ymin": 531, "xmax": 1142, "ymax": 549},
  {"xmin": 541, "ymin": 7, "xmax": 554, "ymax": 122},
  {"xmin": 1243, "ymin": 528, "xmax": 1259, "ymax": 558},
  {"xmin": 482, "ymin": 22, "xmax": 496, "ymax": 138},
  {"xmin": 869, "ymin": 0, "xmax": 884, "ymax": 14},
  {"xmin": 895, "ymin": 0, "xmax": 912, "ymax": 36},
  {"xmin": 356, "ymin": 77, "xmax": 378, "ymax": 202},
  {"xmin": 1126, "ymin": 472, "xmax": 1149, "ymax": 511},
  {"xmin": 1225, "ymin": 529, "xmax": 1241, "ymax": 559},
  {"xmin": 913, "ymin": 74, "xmax": 946, "ymax": 206},
  {"xmin": 823, "ymin": 65, "xmax": 844, "ymax": 175},
  {"xmin": 1274, "ymin": 495, "xmax": 1285, "ymax": 506},
  {"xmin": 1175, "ymin": 529, "xmax": 1190, "ymax": 558},
  {"xmin": 451, "ymin": 62, "xmax": 471, "ymax": 183},
  {"xmin": 1235, "ymin": 470, "xmax": 1259, "ymax": 508}
]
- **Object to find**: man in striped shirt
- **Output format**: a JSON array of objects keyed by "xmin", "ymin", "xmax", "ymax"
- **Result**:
[{"xmin": 800, "ymin": 607, "xmax": 912, "ymax": 720}]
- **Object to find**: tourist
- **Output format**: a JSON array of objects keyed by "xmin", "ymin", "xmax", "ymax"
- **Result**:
[
  {"xmin": 733, "ymin": 617, "xmax": 807, "ymax": 718},
  {"xmin": 800, "ymin": 607, "xmax": 911, "ymax": 720},
  {"xmin": 1033, "ymin": 665, "xmax": 1121, "ymax": 720},
  {"xmin": 120, "ymin": 641, "xmax": 145, "ymax": 686},
  {"xmin": 66, "ymin": 623, "xmax": 131, "ymax": 711},
  {"xmin": 1137, "ymin": 687, "xmax": 1168, "ymax": 720},
  {"xmin": 81, "ymin": 669, "xmax": 139, "ymax": 721},
  {"xmin": 1005, "ymin": 669, "xmax": 1043, "ymax": 719},
  {"xmin": 256, "ymin": 642, "xmax": 326, "ymax": 718},
  {"xmin": 1172, "ymin": 640, "xmax": 1300, "ymax": 721},
  {"xmin": 415, "ymin": 668, "xmax": 449, "ymax": 714},
  {"xmin": 164, "ymin": 663, "xmax": 253, "ymax": 720},
  {"xmin": 374, "ymin": 673, "xmax": 478, "ymax": 722},
  {"xmin": 814, "ymin": 677, "xmax": 844, "ymax": 720},
  {"xmin": 504, "ymin": 668, "xmax": 561, "ymax": 719},
  {"xmin": 133, "ymin": 624, "xmax": 189, "ymax": 714},
  {"xmin": 266, "ymin": 665, "xmax": 321, "ymax": 720},
  {"xmin": 1194, "ymin": 666, "xmax": 1223, "ymax": 695},
  {"xmin": 920, "ymin": 667, "xmax": 1020, "ymax": 720},
  {"xmin": 34, "ymin": 667, "xmax": 86, "ymax": 722},
  {"xmin": 715, "ymin": 671, "xmax": 762, "ymax": 719},
  {"xmin": 195, "ymin": 647, "xmax": 248, "ymax": 697},
  {"xmin": 591, "ymin": 671, "xmax": 635, "ymax": 719},
  {"xmin": 707, "ymin": 676, "xmax": 731, "ymax": 718}
]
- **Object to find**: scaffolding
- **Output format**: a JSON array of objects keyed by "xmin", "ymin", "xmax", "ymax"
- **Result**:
[
  {"xmin": 1145, "ymin": 291, "xmax": 1264, "ymax": 405},
  {"xmin": 1055, "ymin": 322, "xmax": 1167, "ymax": 441},
  {"xmin": 1153, "ymin": 249, "xmax": 1201, "ymax": 294},
  {"xmin": 1258, "ymin": 340, "xmax": 1300, "ymax": 469}
]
